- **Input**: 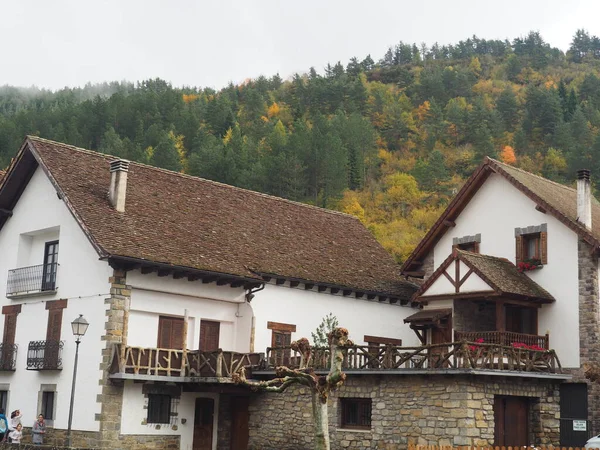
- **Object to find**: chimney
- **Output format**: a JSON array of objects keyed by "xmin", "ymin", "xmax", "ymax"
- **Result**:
[
  {"xmin": 108, "ymin": 159, "xmax": 130, "ymax": 212},
  {"xmin": 577, "ymin": 169, "xmax": 592, "ymax": 230}
]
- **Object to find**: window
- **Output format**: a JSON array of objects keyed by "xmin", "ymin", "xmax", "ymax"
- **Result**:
[
  {"xmin": 340, "ymin": 398, "xmax": 372, "ymax": 430},
  {"xmin": 157, "ymin": 316, "xmax": 184, "ymax": 350},
  {"xmin": 42, "ymin": 241, "xmax": 59, "ymax": 291},
  {"xmin": 41, "ymin": 391, "xmax": 55, "ymax": 420},
  {"xmin": 147, "ymin": 394, "xmax": 171, "ymax": 424},
  {"xmin": 515, "ymin": 225, "xmax": 547, "ymax": 265},
  {"xmin": 267, "ymin": 322, "xmax": 296, "ymax": 366},
  {"xmin": 452, "ymin": 234, "xmax": 481, "ymax": 254},
  {"xmin": 0, "ymin": 391, "xmax": 7, "ymax": 413},
  {"xmin": 457, "ymin": 241, "xmax": 479, "ymax": 253},
  {"xmin": 199, "ymin": 320, "xmax": 220, "ymax": 351}
]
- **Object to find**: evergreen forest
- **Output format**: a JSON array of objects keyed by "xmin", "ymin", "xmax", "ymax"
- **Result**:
[{"xmin": 2, "ymin": 29, "xmax": 600, "ymax": 262}]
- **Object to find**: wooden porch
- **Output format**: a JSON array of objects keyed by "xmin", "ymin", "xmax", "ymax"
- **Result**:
[{"xmin": 109, "ymin": 344, "xmax": 265, "ymax": 379}]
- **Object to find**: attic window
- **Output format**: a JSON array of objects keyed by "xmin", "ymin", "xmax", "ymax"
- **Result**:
[
  {"xmin": 515, "ymin": 224, "xmax": 547, "ymax": 265},
  {"xmin": 452, "ymin": 234, "xmax": 481, "ymax": 254}
]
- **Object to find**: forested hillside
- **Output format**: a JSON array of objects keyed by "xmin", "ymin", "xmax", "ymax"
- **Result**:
[{"xmin": 2, "ymin": 29, "xmax": 600, "ymax": 262}]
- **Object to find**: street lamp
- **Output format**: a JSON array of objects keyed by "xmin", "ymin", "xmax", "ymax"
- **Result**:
[{"xmin": 66, "ymin": 315, "xmax": 89, "ymax": 448}]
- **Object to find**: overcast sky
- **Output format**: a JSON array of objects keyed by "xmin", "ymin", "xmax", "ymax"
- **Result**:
[{"xmin": 1, "ymin": 0, "xmax": 599, "ymax": 91}]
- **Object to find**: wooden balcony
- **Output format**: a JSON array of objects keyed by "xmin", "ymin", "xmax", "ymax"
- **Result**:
[
  {"xmin": 455, "ymin": 331, "xmax": 549, "ymax": 349},
  {"xmin": 265, "ymin": 341, "xmax": 562, "ymax": 374},
  {"xmin": 109, "ymin": 344, "xmax": 265, "ymax": 380}
]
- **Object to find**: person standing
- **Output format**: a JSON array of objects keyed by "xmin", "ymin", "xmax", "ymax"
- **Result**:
[
  {"xmin": 32, "ymin": 414, "xmax": 45, "ymax": 445},
  {"xmin": 9, "ymin": 410, "xmax": 21, "ymax": 430},
  {"xmin": 8, "ymin": 424, "xmax": 22, "ymax": 444},
  {"xmin": 0, "ymin": 409, "xmax": 8, "ymax": 442}
]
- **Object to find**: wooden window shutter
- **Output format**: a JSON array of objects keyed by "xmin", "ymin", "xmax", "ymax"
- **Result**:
[
  {"xmin": 171, "ymin": 319, "xmax": 184, "ymax": 350},
  {"xmin": 46, "ymin": 309, "xmax": 63, "ymax": 342},
  {"xmin": 473, "ymin": 242, "xmax": 480, "ymax": 254},
  {"xmin": 199, "ymin": 320, "xmax": 220, "ymax": 352},
  {"xmin": 158, "ymin": 317, "xmax": 173, "ymax": 349},
  {"xmin": 515, "ymin": 235, "xmax": 523, "ymax": 264},
  {"xmin": 540, "ymin": 231, "xmax": 548, "ymax": 264},
  {"xmin": 3, "ymin": 314, "xmax": 16, "ymax": 345}
]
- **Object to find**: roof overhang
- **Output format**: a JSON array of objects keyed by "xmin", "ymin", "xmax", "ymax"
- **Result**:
[
  {"xmin": 253, "ymin": 271, "xmax": 417, "ymax": 306},
  {"xmin": 404, "ymin": 308, "xmax": 452, "ymax": 327},
  {"xmin": 106, "ymin": 255, "xmax": 264, "ymax": 290}
]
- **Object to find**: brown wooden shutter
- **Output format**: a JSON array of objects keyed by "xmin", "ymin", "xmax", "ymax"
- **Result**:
[
  {"xmin": 200, "ymin": 320, "xmax": 220, "ymax": 351},
  {"xmin": 46, "ymin": 309, "xmax": 63, "ymax": 342},
  {"xmin": 515, "ymin": 235, "xmax": 523, "ymax": 264},
  {"xmin": 473, "ymin": 242, "xmax": 480, "ymax": 254},
  {"xmin": 540, "ymin": 231, "xmax": 548, "ymax": 264},
  {"xmin": 158, "ymin": 316, "xmax": 184, "ymax": 349},
  {"xmin": 3, "ymin": 314, "xmax": 17, "ymax": 345}
]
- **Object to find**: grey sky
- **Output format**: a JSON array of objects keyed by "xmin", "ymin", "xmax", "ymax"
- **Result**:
[{"xmin": 1, "ymin": 0, "xmax": 599, "ymax": 91}]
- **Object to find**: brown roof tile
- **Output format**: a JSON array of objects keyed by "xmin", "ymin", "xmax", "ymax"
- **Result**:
[{"xmin": 14, "ymin": 137, "xmax": 416, "ymax": 300}]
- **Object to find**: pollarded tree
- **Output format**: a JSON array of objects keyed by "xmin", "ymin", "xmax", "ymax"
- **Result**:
[{"xmin": 233, "ymin": 328, "xmax": 352, "ymax": 450}]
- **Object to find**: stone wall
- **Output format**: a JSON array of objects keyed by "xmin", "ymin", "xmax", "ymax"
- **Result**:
[
  {"xmin": 453, "ymin": 300, "xmax": 495, "ymax": 333},
  {"xmin": 422, "ymin": 251, "xmax": 435, "ymax": 279},
  {"xmin": 570, "ymin": 240, "xmax": 600, "ymax": 424},
  {"xmin": 247, "ymin": 374, "xmax": 560, "ymax": 450}
]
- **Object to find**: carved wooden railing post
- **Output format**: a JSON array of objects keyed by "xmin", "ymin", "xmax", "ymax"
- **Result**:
[
  {"xmin": 216, "ymin": 350, "xmax": 224, "ymax": 377},
  {"xmin": 181, "ymin": 309, "xmax": 189, "ymax": 377}
]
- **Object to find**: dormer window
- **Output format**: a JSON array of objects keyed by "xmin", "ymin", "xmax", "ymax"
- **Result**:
[{"xmin": 452, "ymin": 234, "xmax": 480, "ymax": 254}]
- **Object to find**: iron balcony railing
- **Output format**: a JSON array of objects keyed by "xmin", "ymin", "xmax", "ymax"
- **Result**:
[
  {"xmin": 0, "ymin": 344, "xmax": 18, "ymax": 371},
  {"xmin": 26, "ymin": 340, "xmax": 64, "ymax": 370},
  {"xmin": 6, "ymin": 263, "xmax": 58, "ymax": 298}
]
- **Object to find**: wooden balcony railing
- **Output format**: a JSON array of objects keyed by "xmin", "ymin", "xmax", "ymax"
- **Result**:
[
  {"xmin": 110, "ymin": 344, "xmax": 265, "ymax": 378},
  {"xmin": 454, "ymin": 331, "xmax": 549, "ymax": 349},
  {"xmin": 266, "ymin": 341, "xmax": 562, "ymax": 373}
]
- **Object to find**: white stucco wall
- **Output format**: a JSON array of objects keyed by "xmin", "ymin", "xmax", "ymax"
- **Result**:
[
  {"xmin": 120, "ymin": 382, "xmax": 218, "ymax": 450},
  {"xmin": 431, "ymin": 173, "xmax": 580, "ymax": 367},
  {"xmin": 251, "ymin": 283, "xmax": 421, "ymax": 353},
  {"xmin": 126, "ymin": 270, "xmax": 252, "ymax": 352},
  {"xmin": 0, "ymin": 167, "xmax": 112, "ymax": 431}
]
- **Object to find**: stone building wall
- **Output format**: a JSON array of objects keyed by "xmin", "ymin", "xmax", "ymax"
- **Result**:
[
  {"xmin": 421, "ymin": 251, "xmax": 435, "ymax": 279},
  {"xmin": 453, "ymin": 300, "xmax": 496, "ymax": 333},
  {"xmin": 247, "ymin": 374, "xmax": 561, "ymax": 450},
  {"xmin": 567, "ymin": 240, "xmax": 600, "ymax": 425}
]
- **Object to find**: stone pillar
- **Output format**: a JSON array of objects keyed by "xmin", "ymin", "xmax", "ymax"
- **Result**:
[
  {"xmin": 574, "ymin": 240, "xmax": 600, "ymax": 424},
  {"xmin": 96, "ymin": 269, "xmax": 131, "ymax": 450}
]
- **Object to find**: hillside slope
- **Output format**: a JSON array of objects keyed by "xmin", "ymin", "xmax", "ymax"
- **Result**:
[{"xmin": 2, "ymin": 30, "xmax": 600, "ymax": 262}]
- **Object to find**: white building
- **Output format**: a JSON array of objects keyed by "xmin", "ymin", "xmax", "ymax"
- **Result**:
[
  {"xmin": 0, "ymin": 137, "xmax": 419, "ymax": 450},
  {"xmin": 401, "ymin": 158, "xmax": 600, "ymax": 445}
]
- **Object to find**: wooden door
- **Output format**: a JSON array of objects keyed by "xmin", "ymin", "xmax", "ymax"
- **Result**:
[
  {"xmin": 560, "ymin": 383, "xmax": 588, "ymax": 446},
  {"xmin": 231, "ymin": 396, "xmax": 250, "ymax": 450},
  {"xmin": 199, "ymin": 320, "xmax": 220, "ymax": 351},
  {"xmin": 193, "ymin": 398, "xmax": 214, "ymax": 450},
  {"xmin": 494, "ymin": 396, "xmax": 529, "ymax": 446},
  {"xmin": 42, "ymin": 241, "xmax": 59, "ymax": 291}
]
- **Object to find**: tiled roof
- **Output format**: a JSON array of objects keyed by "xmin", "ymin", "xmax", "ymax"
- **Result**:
[
  {"xmin": 5, "ymin": 137, "xmax": 417, "ymax": 300},
  {"xmin": 404, "ymin": 308, "xmax": 451, "ymax": 324},
  {"xmin": 414, "ymin": 250, "xmax": 554, "ymax": 303},
  {"xmin": 457, "ymin": 251, "xmax": 554, "ymax": 301},
  {"xmin": 492, "ymin": 160, "xmax": 600, "ymax": 242},
  {"xmin": 402, "ymin": 157, "xmax": 600, "ymax": 273}
]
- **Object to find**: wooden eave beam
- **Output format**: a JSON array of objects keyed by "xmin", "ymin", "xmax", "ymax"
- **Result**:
[
  {"xmin": 230, "ymin": 280, "xmax": 244, "ymax": 288},
  {"xmin": 535, "ymin": 205, "xmax": 547, "ymax": 214},
  {"xmin": 202, "ymin": 276, "xmax": 217, "ymax": 284},
  {"xmin": 275, "ymin": 278, "xmax": 286, "ymax": 286},
  {"xmin": 290, "ymin": 281, "xmax": 300, "ymax": 288},
  {"xmin": 355, "ymin": 292, "xmax": 364, "ymax": 299},
  {"xmin": 304, "ymin": 283, "xmax": 315, "ymax": 290},
  {"xmin": 141, "ymin": 266, "xmax": 157, "ymax": 275},
  {"xmin": 330, "ymin": 287, "xmax": 340, "ymax": 294},
  {"xmin": 216, "ymin": 278, "xmax": 231, "ymax": 286},
  {"xmin": 173, "ymin": 271, "xmax": 187, "ymax": 279},
  {"xmin": 367, "ymin": 293, "xmax": 376, "ymax": 300},
  {"xmin": 378, "ymin": 296, "xmax": 387, "ymax": 302},
  {"xmin": 188, "ymin": 274, "xmax": 202, "ymax": 282},
  {"xmin": 443, "ymin": 220, "xmax": 456, "ymax": 227},
  {"xmin": 318, "ymin": 285, "xmax": 327, "ymax": 293},
  {"xmin": 157, "ymin": 268, "xmax": 171, "ymax": 277},
  {"xmin": 342, "ymin": 289, "xmax": 352, "ymax": 296}
]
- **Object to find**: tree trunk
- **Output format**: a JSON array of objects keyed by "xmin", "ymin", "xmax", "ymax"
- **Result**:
[{"xmin": 312, "ymin": 390, "xmax": 330, "ymax": 450}]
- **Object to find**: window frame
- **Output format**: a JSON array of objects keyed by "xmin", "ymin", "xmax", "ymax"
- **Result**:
[
  {"xmin": 0, "ymin": 391, "xmax": 7, "ymax": 414},
  {"xmin": 339, "ymin": 398, "xmax": 372, "ymax": 430},
  {"xmin": 147, "ymin": 394, "xmax": 172, "ymax": 424},
  {"xmin": 42, "ymin": 240, "xmax": 59, "ymax": 292},
  {"xmin": 522, "ymin": 232, "xmax": 541, "ymax": 260},
  {"xmin": 515, "ymin": 225, "xmax": 547, "ymax": 265},
  {"xmin": 41, "ymin": 391, "xmax": 55, "ymax": 421}
]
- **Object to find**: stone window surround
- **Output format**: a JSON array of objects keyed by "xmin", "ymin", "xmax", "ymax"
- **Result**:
[
  {"xmin": 453, "ymin": 233, "xmax": 481, "ymax": 246},
  {"xmin": 514, "ymin": 223, "xmax": 547, "ymax": 236},
  {"xmin": 37, "ymin": 384, "xmax": 57, "ymax": 427},
  {"xmin": 142, "ymin": 383, "xmax": 181, "ymax": 426}
]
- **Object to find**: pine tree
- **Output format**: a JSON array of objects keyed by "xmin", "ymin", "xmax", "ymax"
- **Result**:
[
  {"xmin": 311, "ymin": 313, "xmax": 339, "ymax": 347},
  {"xmin": 152, "ymin": 133, "xmax": 182, "ymax": 172}
]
